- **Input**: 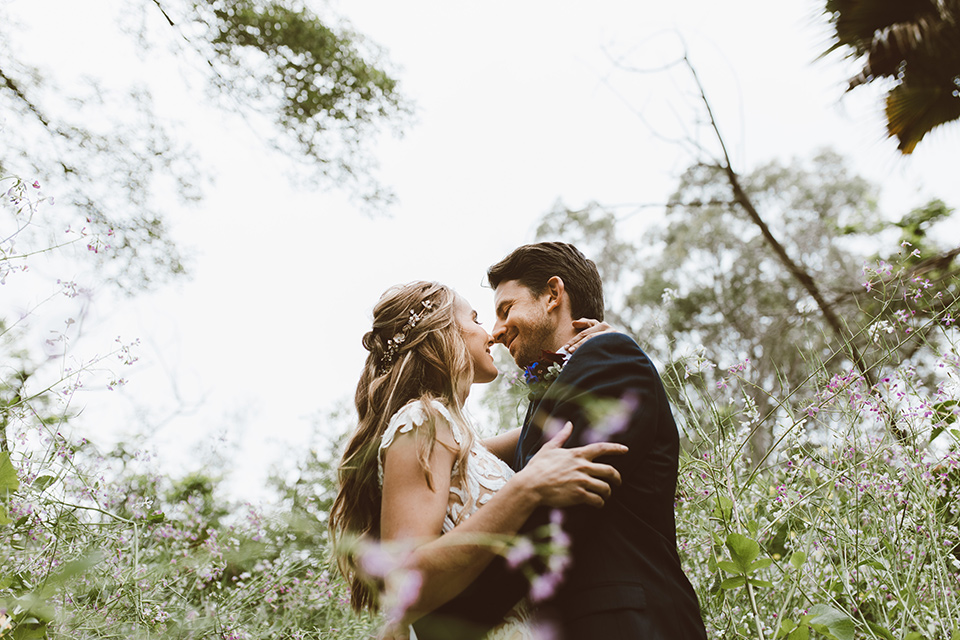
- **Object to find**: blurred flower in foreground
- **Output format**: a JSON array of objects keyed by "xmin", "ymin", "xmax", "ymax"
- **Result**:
[{"xmin": 354, "ymin": 539, "xmax": 423, "ymax": 628}]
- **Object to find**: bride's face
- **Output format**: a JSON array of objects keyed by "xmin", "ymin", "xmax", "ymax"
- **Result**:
[{"xmin": 454, "ymin": 296, "xmax": 499, "ymax": 384}]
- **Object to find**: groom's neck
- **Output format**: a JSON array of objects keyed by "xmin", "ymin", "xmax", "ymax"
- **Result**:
[{"xmin": 546, "ymin": 322, "xmax": 577, "ymax": 353}]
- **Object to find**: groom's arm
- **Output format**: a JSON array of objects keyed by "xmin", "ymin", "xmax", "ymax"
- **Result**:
[{"xmin": 482, "ymin": 427, "xmax": 522, "ymax": 462}]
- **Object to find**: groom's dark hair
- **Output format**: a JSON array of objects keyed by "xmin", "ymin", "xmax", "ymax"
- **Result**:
[{"xmin": 487, "ymin": 241, "xmax": 604, "ymax": 321}]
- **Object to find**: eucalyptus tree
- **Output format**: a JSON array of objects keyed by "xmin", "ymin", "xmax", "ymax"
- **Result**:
[{"xmin": 533, "ymin": 150, "xmax": 957, "ymax": 457}]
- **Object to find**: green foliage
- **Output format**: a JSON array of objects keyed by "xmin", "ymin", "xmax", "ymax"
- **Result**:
[
  {"xmin": 198, "ymin": 0, "xmax": 407, "ymax": 202},
  {"xmin": 823, "ymin": 0, "xmax": 960, "ymax": 152},
  {"xmin": 536, "ymin": 150, "xmax": 959, "ymax": 462},
  {"xmin": 0, "ymin": 0, "xmax": 407, "ymax": 290}
]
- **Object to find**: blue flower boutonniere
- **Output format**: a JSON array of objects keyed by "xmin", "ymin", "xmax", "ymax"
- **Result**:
[{"xmin": 522, "ymin": 350, "xmax": 567, "ymax": 394}]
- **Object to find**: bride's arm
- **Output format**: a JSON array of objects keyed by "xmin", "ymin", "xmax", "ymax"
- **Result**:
[{"xmin": 379, "ymin": 421, "xmax": 626, "ymax": 626}]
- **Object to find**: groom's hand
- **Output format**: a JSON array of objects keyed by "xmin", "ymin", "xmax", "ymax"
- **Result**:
[{"xmin": 519, "ymin": 421, "xmax": 627, "ymax": 509}]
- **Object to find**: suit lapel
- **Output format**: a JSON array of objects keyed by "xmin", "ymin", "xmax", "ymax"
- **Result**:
[{"xmin": 515, "ymin": 392, "xmax": 547, "ymax": 470}]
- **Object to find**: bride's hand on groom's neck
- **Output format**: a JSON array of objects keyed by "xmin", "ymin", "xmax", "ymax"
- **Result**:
[{"xmin": 563, "ymin": 318, "xmax": 617, "ymax": 355}]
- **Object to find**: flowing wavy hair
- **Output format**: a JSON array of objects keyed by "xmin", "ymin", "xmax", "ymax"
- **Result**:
[{"xmin": 329, "ymin": 281, "xmax": 477, "ymax": 612}]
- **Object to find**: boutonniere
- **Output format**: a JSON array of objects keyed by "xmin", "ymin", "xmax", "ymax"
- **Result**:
[{"xmin": 521, "ymin": 350, "xmax": 567, "ymax": 394}]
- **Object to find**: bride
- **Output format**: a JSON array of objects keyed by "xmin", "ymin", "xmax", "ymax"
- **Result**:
[{"xmin": 329, "ymin": 281, "xmax": 626, "ymax": 639}]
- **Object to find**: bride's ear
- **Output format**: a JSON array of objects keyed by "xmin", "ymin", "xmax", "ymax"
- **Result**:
[{"xmin": 544, "ymin": 276, "xmax": 565, "ymax": 312}]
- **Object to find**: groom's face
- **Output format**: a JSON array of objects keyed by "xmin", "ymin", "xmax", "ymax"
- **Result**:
[{"xmin": 492, "ymin": 280, "xmax": 555, "ymax": 369}]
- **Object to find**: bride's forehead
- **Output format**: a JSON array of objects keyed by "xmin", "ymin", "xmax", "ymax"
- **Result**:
[{"xmin": 453, "ymin": 294, "xmax": 474, "ymax": 314}]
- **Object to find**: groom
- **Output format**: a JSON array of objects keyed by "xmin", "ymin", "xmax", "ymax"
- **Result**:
[{"xmin": 414, "ymin": 242, "xmax": 707, "ymax": 639}]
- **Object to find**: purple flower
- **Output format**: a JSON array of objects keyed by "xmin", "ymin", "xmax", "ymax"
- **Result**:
[
  {"xmin": 506, "ymin": 537, "xmax": 536, "ymax": 569},
  {"xmin": 383, "ymin": 568, "xmax": 423, "ymax": 625},
  {"xmin": 530, "ymin": 571, "xmax": 563, "ymax": 601},
  {"xmin": 583, "ymin": 391, "xmax": 640, "ymax": 444}
]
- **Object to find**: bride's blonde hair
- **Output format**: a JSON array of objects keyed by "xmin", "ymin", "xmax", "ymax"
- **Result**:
[{"xmin": 329, "ymin": 281, "xmax": 477, "ymax": 612}]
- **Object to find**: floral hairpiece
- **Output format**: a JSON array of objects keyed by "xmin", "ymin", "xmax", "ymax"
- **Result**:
[{"xmin": 377, "ymin": 299, "xmax": 437, "ymax": 375}]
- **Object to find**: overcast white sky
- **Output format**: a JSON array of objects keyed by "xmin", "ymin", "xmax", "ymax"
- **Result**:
[{"xmin": 8, "ymin": 0, "xmax": 959, "ymax": 499}]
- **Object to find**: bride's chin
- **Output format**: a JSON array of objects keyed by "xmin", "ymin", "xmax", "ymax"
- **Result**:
[{"xmin": 473, "ymin": 371, "xmax": 499, "ymax": 385}]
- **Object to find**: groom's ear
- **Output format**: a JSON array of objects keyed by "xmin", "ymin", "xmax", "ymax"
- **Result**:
[{"xmin": 544, "ymin": 276, "xmax": 566, "ymax": 313}]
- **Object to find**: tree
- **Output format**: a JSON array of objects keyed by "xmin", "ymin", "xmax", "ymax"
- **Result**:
[
  {"xmin": 823, "ymin": 0, "xmax": 960, "ymax": 153},
  {"xmin": 0, "ymin": 0, "xmax": 407, "ymax": 289},
  {"xmin": 534, "ymin": 149, "xmax": 958, "ymax": 458}
]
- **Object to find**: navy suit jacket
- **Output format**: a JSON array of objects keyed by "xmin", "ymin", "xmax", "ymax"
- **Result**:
[{"xmin": 413, "ymin": 333, "xmax": 707, "ymax": 640}]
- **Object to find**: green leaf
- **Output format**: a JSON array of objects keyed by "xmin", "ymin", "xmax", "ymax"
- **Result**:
[
  {"xmin": 13, "ymin": 620, "xmax": 48, "ymax": 639},
  {"xmin": 0, "ymin": 452, "xmax": 19, "ymax": 493},
  {"xmin": 719, "ymin": 576, "xmax": 746, "ymax": 590},
  {"xmin": 32, "ymin": 475, "xmax": 55, "ymax": 492},
  {"xmin": 790, "ymin": 551, "xmax": 807, "ymax": 570},
  {"xmin": 788, "ymin": 624, "xmax": 810, "ymax": 640},
  {"xmin": 747, "ymin": 577, "xmax": 774, "ymax": 588},
  {"xmin": 716, "ymin": 560, "xmax": 741, "ymax": 575},
  {"xmin": 750, "ymin": 558, "xmax": 772, "ymax": 572},
  {"xmin": 808, "ymin": 603, "xmax": 855, "ymax": 640},
  {"xmin": 725, "ymin": 532, "xmax": 760, "ymax": 571},
  {"xmin": 903, "ymin": 633, "xmax": 925, "ymax": 640},
  {"xmin": 0, "ymin": 504, "xmax": 10, "ymax": 526},
  {"xmin": 778, "ymin": 618, "xmax": 797, "ymax": 638},
  {"xmin": 865, "ymin": 620, "xmax": 895, "ymax": 640},
  {"xmin": 713, "ymin": 496, "xmax": 733, "ymax": 521},
  {"xmin": 857, "ymin": 559, "xmax": 886, "ymax": 571},
  {"xmin": 951, "ymin": 629, "xmax": 960, "ymax": 640}
]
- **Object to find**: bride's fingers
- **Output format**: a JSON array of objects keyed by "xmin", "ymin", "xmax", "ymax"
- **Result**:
[
  {"xmin": 585, "ymin": 462, "xmax": 622, "ymax": 487},
  {"xmin": 572, "ymin": 318, "xmax": 599, "ymax": 329},
  {"xmin": 578, "ymin": 475, "xmax": 613, "ymax": 502},
  {"xmin": 573, "ymin": 441, "xmax": 629, "ymax": 462},
  {"xmin": 565, "ymin": 319, "xmax": 614, "ymax": 354}
]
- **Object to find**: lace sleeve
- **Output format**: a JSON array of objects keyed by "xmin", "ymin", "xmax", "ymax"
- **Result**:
[{"xmin": 377, "ymin": 400, "xmax": 463, "ymax": 487}]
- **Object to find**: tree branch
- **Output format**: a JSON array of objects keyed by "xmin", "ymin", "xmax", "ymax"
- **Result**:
[
  {"xmin": 682, "ymin": 53, "xmax": 877, "ymax": 387},
  {"xmin": 0, "ymin": 65, "xmax": 51, "ymax": 128}
]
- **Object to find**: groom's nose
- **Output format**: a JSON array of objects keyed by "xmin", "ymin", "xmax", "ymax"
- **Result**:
[{"xmin": 492, "ymin": 318, "xmax": 507, "ymax": 344}]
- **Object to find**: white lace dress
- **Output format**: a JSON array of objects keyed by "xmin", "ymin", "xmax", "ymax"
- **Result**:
[{"xmin": 378, "ymin": 399, "xmax": 533, "ymax": 640}]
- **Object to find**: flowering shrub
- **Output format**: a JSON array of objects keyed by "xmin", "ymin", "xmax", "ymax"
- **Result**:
[
  {"xmin": 3, "ymin": 174, "xmax": 958, "ymax": 639},
  {"xmin": 670, "ymin": 256, "xmax": 960, "ymax": 640},
  {"xmin": 2, "ymin": 176, "xmax": 377, "ymax": 639}
]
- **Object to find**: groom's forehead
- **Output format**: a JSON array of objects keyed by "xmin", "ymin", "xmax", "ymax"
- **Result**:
[{"xmin": 494, "ymin": 280, "xmax": 535, "ymax": 308}]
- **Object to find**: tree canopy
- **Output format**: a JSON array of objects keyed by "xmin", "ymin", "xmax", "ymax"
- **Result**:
[
  {"xmin": 823, "ymin": 0, "xmax": 960, "ymax": 153},
  {"xmin": 534, "ymin": 149, "xmax": 958, "ymax": 455},
  {"xmin": 0, "ymin": 0, "xmax": 407, "ymax": 289}
]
